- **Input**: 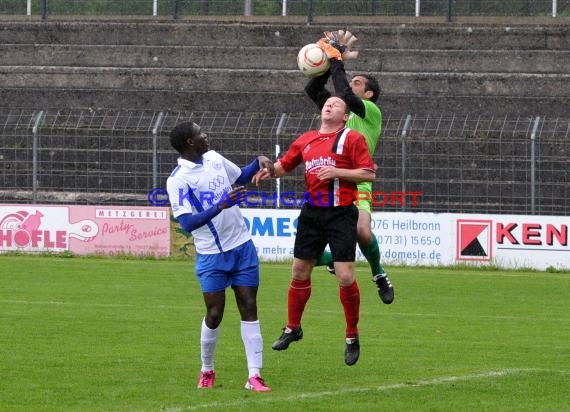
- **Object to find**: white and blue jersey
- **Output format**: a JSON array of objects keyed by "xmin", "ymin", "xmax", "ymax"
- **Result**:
[{"xmin": 166, "ymin": 150, "xmax": 251, "ymax": 255}]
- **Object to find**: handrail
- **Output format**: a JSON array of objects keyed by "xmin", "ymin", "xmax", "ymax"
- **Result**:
[{"xmin": 8, "ymin": 0, "xmax": 565, "ymax": 22}]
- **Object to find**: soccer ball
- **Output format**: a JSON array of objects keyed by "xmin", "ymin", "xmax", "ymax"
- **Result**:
[{"xmin": 297, "ymin": 43, "xmax": 330, "ymax": 77}]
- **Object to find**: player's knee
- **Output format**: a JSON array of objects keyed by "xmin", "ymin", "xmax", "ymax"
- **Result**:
[
  {"xmin": 291, "ymin": 260, "xmax": 313, "ymax": 280},
  {"xmin": 336, "ymin": 272, "xmax": 356, "ymax": 287},
  {"xmin": 334, "ymin": 264, "xmax": 356, "ymax": 286},
  {"xmin": 240, "ymin": 297, "xmax": 258, "ymax": 315},
  {"xmin": 205, "ymin": 309, "xmax": 224, "ymax": 328},
  {"xmin": 357, "ymin": 225, "xmax": 373, "ymax": 245}
]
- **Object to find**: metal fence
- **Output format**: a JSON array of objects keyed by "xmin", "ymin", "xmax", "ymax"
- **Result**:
[
  {"xmin": 1, "ymin": 108, "xmax": 568, "ymax": 216},
  {"xmin": 0, "ymin": 0, "xmax": 568, "ymax": 19}
]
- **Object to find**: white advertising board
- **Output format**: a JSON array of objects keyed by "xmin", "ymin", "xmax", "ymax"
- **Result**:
[{"xmin": 241, "ymin": 209, "xmax": 569, "ymax": 271}]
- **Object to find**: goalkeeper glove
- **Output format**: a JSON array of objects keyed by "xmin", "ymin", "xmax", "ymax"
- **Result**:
[
  {"xmin": 323, "ymin": 30, "xmax": 359, "ymax": 60},
  {"xmin": 317, "ymin": 39, "xmax": 342, "ymax": 61}
]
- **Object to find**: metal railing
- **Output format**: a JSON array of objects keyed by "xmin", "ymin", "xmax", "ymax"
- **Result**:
[
  {"xmin": 0, "ymin": 1, "xmax": 567, "ymax": 20},
  {"xmin": 1, "ymin": 108, "xmax": 569, "ymax": 216}
]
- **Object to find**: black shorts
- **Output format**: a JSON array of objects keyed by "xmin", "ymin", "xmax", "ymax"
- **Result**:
[{"xmin": 294, "ymin": 203, "xmax": 358, "ymax": 262}]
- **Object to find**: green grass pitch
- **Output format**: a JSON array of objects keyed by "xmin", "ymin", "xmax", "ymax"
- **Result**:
[{"xmin": 1, "ymin": 255, "xmax": 569, "ymax": 411}]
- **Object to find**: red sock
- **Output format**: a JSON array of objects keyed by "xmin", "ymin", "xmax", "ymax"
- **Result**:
[
  {"xmin": 287, "ymin": 279, "xmax": 311, "ymax": 329},
  {"xmin": 340, "ymin": 280, "xmax": 360, "ymax": 339}
]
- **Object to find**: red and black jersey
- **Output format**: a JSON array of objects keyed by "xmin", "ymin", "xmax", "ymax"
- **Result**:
[{"xmin": 279, "ymin": 127, "xmax": 374, "ymax": 206}]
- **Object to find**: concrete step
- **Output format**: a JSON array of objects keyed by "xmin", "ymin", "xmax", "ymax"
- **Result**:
[
  {"xmin": 2, "ymin": 88, "xmax": 568, "ymax": 117},
  {"xmin": 1, "ymin": 21, "xmax": 568, "ymax": 50},
  {"xmin": 1, "ymin": 44, "xmax": 569, "ymax": 74},
  {"xmin": 370, "ymin": 49, "xmax": 570, "ymax": 74},
  {"xmin": 1, "ymin": 66, "xmax": 569, "ymax": 97}
]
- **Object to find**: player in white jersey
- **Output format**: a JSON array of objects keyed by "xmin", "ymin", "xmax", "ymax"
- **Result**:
[{"xmin": 166, "ymin": 121, "xmax": 274, "ymax": 392}]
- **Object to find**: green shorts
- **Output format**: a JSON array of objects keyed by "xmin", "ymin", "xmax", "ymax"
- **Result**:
[{"xmin": 354, "ymin": 181, "xmax": 372, "ymax": 214}]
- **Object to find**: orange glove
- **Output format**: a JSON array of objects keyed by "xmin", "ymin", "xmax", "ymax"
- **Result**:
[{"xmin": 317, "ymin": 39, "xmax": 342, "ymax": 61}]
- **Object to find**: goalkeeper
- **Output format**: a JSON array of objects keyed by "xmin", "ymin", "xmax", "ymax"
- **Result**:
[{"xmin": 305, "ymin": 30, "xmax": 394, "ymax": 304}]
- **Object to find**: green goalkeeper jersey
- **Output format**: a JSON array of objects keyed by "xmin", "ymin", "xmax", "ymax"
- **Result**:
[{"xmin": 347, "ymin": 99, "xmax": 382, "ymax": 156}]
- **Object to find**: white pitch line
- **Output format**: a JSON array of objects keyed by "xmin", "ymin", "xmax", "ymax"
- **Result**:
[{"xmin": 166, "ymin": 368, "xmax": 542, "ymax": 412}]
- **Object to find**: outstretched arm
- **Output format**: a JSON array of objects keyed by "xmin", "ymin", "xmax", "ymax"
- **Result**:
[
  {"xmin": 329, "ymin": 59, "xmax": 366, "ymax": 118},
  {"xmin": 235, "ymin": 156, "xmax": 274, "ymax": 184},
  {"xmin": 251, "ymin": 161, "xmax": 288, "ymax": 186},
  {"xmin": 316, "ymin": 34, "xmax": 366, "ymax": 119},
  {"xmin": 304, "ymin": 69, "xmax": 332, "ymax": 111}
]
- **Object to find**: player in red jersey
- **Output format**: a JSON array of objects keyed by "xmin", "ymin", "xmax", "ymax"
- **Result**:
[
  {"xmin": 308, "ymin": 30, "xmax": 394, "ymax": 305},
  {"xmin": 254, "ymin": 96, "xmax": 375, "ymax": 365}
]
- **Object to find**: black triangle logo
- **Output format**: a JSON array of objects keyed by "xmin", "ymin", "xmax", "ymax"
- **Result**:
[{"xmin": 461, "ymin": 238, "xmax": 487, "ymax": 257}]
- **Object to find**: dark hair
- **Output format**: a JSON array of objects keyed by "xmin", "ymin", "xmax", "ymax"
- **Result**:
[
  {"xmin": 331, "ymin": 93, "xmax": 350, "ymax": 114},
  {"xmin": 354, "ymin": 73, "xmax": 381, "ymax": 103},
  {"xmin": 169, "ymin": 122, "xmax": 200, "ymax": 154}
]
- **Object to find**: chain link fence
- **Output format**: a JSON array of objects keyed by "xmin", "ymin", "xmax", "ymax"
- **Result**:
[
  {"xmin": 1, "ymin": 108, "xmax": 568, "ymax": 215},
  {"xmin": 1, "ymin": 0, "xmax": 568, "ymax": 18}
]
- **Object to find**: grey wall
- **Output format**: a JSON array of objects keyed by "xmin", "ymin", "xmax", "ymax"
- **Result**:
[{"xmin": 0, "ymin": 20, "xmax": 569, "ymax": 116}]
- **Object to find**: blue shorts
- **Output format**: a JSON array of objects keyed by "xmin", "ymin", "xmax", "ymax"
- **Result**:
[{"xmin": 195, "ymin": 240, "xmax": 259, "ymax": 293}]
